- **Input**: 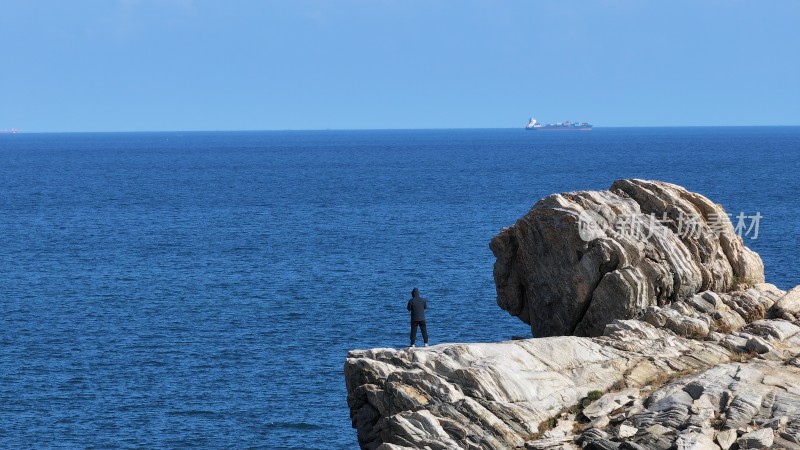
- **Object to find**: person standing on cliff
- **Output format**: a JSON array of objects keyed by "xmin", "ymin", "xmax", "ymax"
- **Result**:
[{"xmin": 407, "ymin": 288, "xmax": 428, "ymax": 348}]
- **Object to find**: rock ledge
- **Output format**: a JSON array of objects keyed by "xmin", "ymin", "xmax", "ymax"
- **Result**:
[{"xmin": 345, "ymin": 181, "xmax": 800, "ymax": 449}]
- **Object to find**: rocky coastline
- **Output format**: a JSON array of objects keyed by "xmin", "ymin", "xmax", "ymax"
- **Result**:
[{"xmin": 345, "ymin": 180, "xmax": 800, "ymax": 449}]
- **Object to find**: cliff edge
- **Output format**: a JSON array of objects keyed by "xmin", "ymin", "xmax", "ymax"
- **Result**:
[{"xmin": 345, "ymin": 180, "xmax": 800, "ymax": 449}]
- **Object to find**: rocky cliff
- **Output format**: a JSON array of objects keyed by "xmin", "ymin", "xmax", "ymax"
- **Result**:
[{"xmin": 345, "ymin": 180, "xmax": 800, "ymax": 449}]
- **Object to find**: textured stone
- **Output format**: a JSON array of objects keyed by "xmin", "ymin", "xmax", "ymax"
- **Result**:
[
  {"xmin": 646, "ymin": 424, "xmax": 674, "ymax": 436},
  {"xmin": 773, "ymin": 435, "xmax": 800, "ymax": 449},
  {"xmin": 583, "ymin": 439, "xmax": 620, "ymax": 450},
  {"xmin": 588, "ymin": 415, "xmax": 610, "ymax": 429},
  {"xmin": 525, "ymin": 436, "xmax": 576, "ymax": 449},
  {"xmin": 737, "ymin": 428, "xmax": 774, "ymax": 449},
  {"xmin": 675, "ymin": 430, "xmax": 719, "ymax": 450},
  {"xmin": 490, "ymin": 179, "xmax": 765, "ymax": 337},
  {"xmin": 771, "ymin": 285, "xmax": 800, "ymax": 317},
  {"xmin": 745, "ymin": 319, "xmax": 800, "ymax": 342},
  {"xmin": 745, "ymin": 336, "xmax": 771, "ymax": 354},
  {"xmin": 582, "ymin": 388, "xmax": 640, "ymax": 420},
  {"xmin": 764, "ymin": 415, "xmax": 788, "ymax": 431},
  {"xmin": 345, "ymin": 317, "xmax": 800, "ymax": 449},
  {"xmin": 715, "ymin": 429, "xmax": 737, "ymax": 450},
  {"xmin": 345, "ymin": 181, "xmax": 800, "ymax": 449},
  {"xmin": 617, "ymin": 423, "xmax": 637, "ymax": 438}
]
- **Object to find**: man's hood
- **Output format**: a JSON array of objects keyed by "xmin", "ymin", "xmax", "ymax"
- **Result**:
[{"xmin": 411, "ymin": 288, "xmax": 419, "ymax": 298}]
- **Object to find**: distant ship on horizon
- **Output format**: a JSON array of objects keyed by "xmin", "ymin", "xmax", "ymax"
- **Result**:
[
  {"xmin": 0, "ymin": 128, "xmax": 19, "ymax": 134},
  {"xmin": 525, "ymin": 118, "xmax": 591, "ymax": 131}
]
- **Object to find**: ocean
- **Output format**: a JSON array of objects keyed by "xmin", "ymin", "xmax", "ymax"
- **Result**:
[{"xmin": 1, "ymin": 128, "xmax": 799, "ymax": 448}]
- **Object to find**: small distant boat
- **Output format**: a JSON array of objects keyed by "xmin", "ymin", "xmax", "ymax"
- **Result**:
[
  {"xmin": 0, "ymin": 128, "xmax": 18, "ymax": 134},
  {"xmin": 525, "ymin": 118, "xmax": 591, "ymax": 131}
]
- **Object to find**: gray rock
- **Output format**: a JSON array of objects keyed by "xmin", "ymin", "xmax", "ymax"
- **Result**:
[
  {"xmin": 720, "ymin": 334, "xmax": 748, "ymax": 353},
  {"xmin": 764, "ymin": 415, "xmax": 788, "ymax": 431},
  {"xmin": 619, "ymin": 444, "xmax": 648, "ymax": 450},
  {"xmin": 524, "ymin": 436, "xmax": 575, "ymax": 449},
  {"xmin": 579, "ymin": 428, "xmax": 609, "ymax": 442},
  {"xmin": 588, "ymin": 415, "xmax": 610, "ymax": 429},
  {"xmin": 737, "ymin": 428, "xmax": 774, "ymax": 448},
  {"xmin": 773, "ymin": 435, "xmax": 800, "ymax": 449},
  {"xmin": 715, "ymin": 429, "xmax": 737, "ymax": 450},
  {"xmin": 744, "ymin": 319, "xmax": 800, "ymax": 341},
  {"xmin": 745, "ymin": 336, "xmax": 771, "ymax": 354},
  {"xmin": 780, "ymin": 425, "xmax": 800, "ymax": 443},
  {"xmin": 702, "ymin": 291, "xmax": 722, "ymax": 307},
  {"xmin": 375, "ymin": 444, "xmax": 416, "ymax": 450},
  {"xmin": 583, "ymin": 439, "xmax": 620, "ymax": 450},
  {"xmin": 645, "ymin": 424, "xmax": 674, "ymax": 436}
]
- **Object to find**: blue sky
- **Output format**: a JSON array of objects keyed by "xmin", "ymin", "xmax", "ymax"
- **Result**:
[{"xmin": 2, "ymin": 0, "xmax": 799, "ymax": 131}]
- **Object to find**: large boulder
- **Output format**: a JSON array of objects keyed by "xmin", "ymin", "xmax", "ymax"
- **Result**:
[{"xmin": 490, "ymin": 179, "xmax": 765, "ymax": 337}]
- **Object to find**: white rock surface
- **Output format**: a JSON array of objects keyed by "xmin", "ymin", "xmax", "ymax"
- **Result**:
[
  {"xmin": 715, "ymin": 429, "xmax": 737, "ymax": 449},
  {"xmin": 582, "ymin": 388, "xmax": 640, "ymax": 420},
  {"xmin": 617, "ymin": 423, "xmax": 637, "ymax": 438},
  {"xmin": 675, "ymin": 429, "xmax": 719, "ymax": 450}
]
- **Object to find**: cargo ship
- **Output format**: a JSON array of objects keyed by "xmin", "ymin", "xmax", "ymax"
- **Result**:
[
  {"xmin": 0, "ymin": 128, "xmax": 18, "ymax": 134},
  {"xmin": 525, "ymin": 118, "xmax": 591, "ymax": 130}
]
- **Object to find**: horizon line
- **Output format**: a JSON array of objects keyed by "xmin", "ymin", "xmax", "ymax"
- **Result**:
[{"xmin": 3, "ymin": 124, "xmax": 800, "ymax": 134}]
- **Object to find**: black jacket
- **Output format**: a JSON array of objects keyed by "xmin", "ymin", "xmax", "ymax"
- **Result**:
[{"xmin": 407, "ymin": 288, "xmax": 427, "ymax": 322}]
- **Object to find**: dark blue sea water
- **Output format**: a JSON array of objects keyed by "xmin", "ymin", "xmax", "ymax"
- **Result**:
[{"xmin": 1, "ymin": 128, "xmax": 799, "ymax": 448}]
